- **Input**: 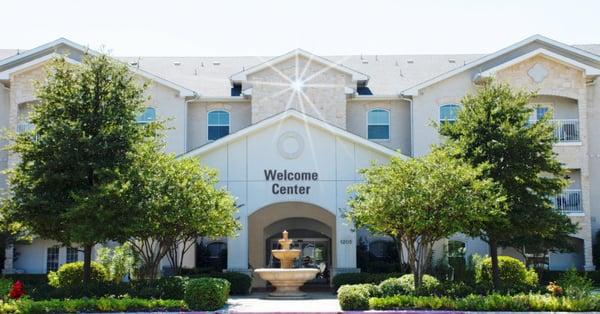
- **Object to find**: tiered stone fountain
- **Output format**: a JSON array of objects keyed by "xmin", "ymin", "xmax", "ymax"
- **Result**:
[{"xmin": 254, "ymin": 230, "xmax": 319, "ymax": 299}]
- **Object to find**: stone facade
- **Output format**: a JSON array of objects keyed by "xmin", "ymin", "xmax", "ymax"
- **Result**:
[{"xmin": 248, "ymin": 56, "xmax": 350, "ymax": 129}]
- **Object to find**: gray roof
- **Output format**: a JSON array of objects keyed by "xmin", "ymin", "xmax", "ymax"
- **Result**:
[
  {"xmin": 2, "ymin": 43, "xmax": 599, "ymax": 97},
  {"xmin": 0, "ymin": 49, "xmax": 19, "ymax": 61},
  {"xmin": 118, "ymin": 54, "xmax": 484, "ymax": 96}
]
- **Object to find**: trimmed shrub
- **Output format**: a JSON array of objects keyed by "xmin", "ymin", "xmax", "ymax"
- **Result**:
[
  {"xmin": 48, "ymin": 262, "xmax": 110, "ymax": 288},
  {"xmin": 0, "ymin": 278, "xmax": 14, "ymax": 297},
  {"xmin": 184, "ymin": 278, "xmax": 230, "ymax": 311},
  {"xmin": 434, "ymin": 281, "xmax": 475, "ymax": 298},
  {"xmin": 191, "ymin": 272, "xmax": 252, "ymax": 295},
  {"xmin": 475, "ymin": 256, "xmax": 538, "ymax": 292},
  {"xmin": 15, "ymin": 297, "xmax": 186, "ymax": 313},
  {"xmin": 559, "ymin": 269, "xmax": 594, "ymax": 299},
  {"xmin": 337, "ymin": 284, "xmax": 381, "ymax": 310},
  {"xmin": 397, "ymin": 274, "xmax": 440, "ymax": 294},
  {"xmin": 368, "ymin": 294, "xmax": 600, "ymax": 311},
  {"xmin": 332, "ymin": 272, "xmax": 403, "ymax": 291},
  {"xmin": 379, "ymin": 277, "xmax": 405, "ymax": 297}
]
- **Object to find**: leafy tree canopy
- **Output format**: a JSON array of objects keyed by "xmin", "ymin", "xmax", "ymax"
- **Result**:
[{"xmin": 348, "ymin": 147, "xmax": 503, "ymax": 288}]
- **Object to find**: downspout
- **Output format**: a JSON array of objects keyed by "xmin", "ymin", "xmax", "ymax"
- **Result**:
[{"xmin": 400, "ymin": 95, "xmax": 414, "ymax": 157}]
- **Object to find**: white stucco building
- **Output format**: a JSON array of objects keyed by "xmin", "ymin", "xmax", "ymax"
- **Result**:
[{"xmin": 1, "ymin": 35, "xmax": 600, "ymax": 283}]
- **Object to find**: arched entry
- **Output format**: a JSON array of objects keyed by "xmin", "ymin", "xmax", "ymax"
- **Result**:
[{"xmin": 248, "ymin": 202, "xmax": 336, "ymax": 286}]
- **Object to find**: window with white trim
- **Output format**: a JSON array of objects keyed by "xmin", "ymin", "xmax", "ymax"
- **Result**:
[
  {"xmin": 208, "ymin": 110, "xmax": 230, "ymax": 140},
  {"xmin": 136, "ymin": 107, "xmax": 156, "ymax": 124},
  {"xmin": 439, "ymin": 104, "xmax": 460, "ymax": 124},
  {"xmin": 66, "ymin": 247, "xmax": 79, "ymax": 263},
  {"xmin": 46, "ymin": 247, "xmax": 59, "ymax": 272},
  {"xmin": 529, "ymin": 104, "xmax": 552, "ymax": 123},
  {"xmin": 367, "ymin": 109, "xmax": 390, "ymax": 140}
]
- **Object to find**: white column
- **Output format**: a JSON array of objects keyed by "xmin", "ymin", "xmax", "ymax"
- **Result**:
[
  {"xmin": 335, "ymin": 216, "xmax": 358, "ymax": 274},
  {"xmin": 227, "ymin": 208, "xmax": 249, "ymax": 275},
  {"xmin": 3, "ymin": 244, "xmax": 14, "ymax": 274}
]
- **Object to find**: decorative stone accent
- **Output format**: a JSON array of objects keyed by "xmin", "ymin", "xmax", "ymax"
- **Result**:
[
  {"xmin": 528, "ymin": 63, "xmax": 549, "ymax": 83},
  {"xmin": 277, "ymin": 131, "xmax": 304, "ymax": 159}
]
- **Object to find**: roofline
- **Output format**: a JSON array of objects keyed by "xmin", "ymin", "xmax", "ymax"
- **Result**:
[
  {"xmin": 179, "ymin": 109, "xmax": 405, "ymax": 159},
  {"xmin": 0, "ymin": 38, "xmax": 197, "ymax": 97},
  {"xmin": 479, "ymin": 48, "xmax": 600, "ymax": 78},
  {"xmin": 229, "ymin": 48, "xmax": 370, "ymax": 83},
  {"xmin": 401, "ymin": 34, "xmax": 600, "ymax": 96}
]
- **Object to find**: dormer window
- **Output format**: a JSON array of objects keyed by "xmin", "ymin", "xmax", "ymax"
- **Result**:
[
  {"xmin": 231, "ymin": 83, "xmax": 242, "ymax": 96},
  {"xmin": 208, "ymin": 110, "xmax": 230, "ymax": 141},
  {"xmin": 367, "ymin": 109, "xmax": 390, "ymax": 140}
]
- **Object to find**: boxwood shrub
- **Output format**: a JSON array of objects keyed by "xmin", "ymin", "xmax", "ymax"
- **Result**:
[
  {"xmin": 191, "ymin": 272, "xmax": 252, "ymax": 295},
  {"xmin": 14, "ymin": 297, "xmax": 187, "ymax": 313},
  {"xmin": 184, "ymin": 277, "xmax": 230, "ymax": 311},
  {"xmin": 368, "ymin": 294, "xmax": 600, "ymax": 312},
  {"xmin": 337, "ymin": 284, "xmax": 381, "ymax": 310},
  {"xmin": 332, "ymin": 272, "xmax": 403, "ymax": 291},
  {"xmin": 47, "ymin": 262, "xmax": 110, "ymax": 288},
  {"xmin": 476, "ymin": 256, "xmax": 538, "ymax": 292}
]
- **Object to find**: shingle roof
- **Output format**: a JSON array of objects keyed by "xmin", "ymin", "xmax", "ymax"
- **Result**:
[
  {"xmin": 118, "ymin": 54, "xmax": 484, "ymax": 96},
  {"xmin": 2, "ymin": 43, "xmax": 599, "ymax": 97}
]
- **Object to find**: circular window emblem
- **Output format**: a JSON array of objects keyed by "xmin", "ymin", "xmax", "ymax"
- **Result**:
[{"xmin": 277, "ymin": 132, "xmax": 305, "ymax": 159}]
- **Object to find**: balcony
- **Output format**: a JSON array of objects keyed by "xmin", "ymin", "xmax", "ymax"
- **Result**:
[
  {"xmin": 551, "ymin": 119, "xmax": 579, "ymax": 143},
  {"xmin": 16, "ymin": 122, "xmax": 34, "ymax": 134},
  {"xmin": 552, "ymin": 189, "xmax": 582, "ymax": 215}
]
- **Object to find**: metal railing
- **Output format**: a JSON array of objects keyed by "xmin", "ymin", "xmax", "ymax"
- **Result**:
[
  {"xmin": 551, "ymin": 119, "xmax": 579, "ymax": 143},
  {"xmin": 16, "ymin": 122, "xmax": 34, "ymax": 134},
  {"xmin": 552, "ymin": 189, "xmax": 582, "ymax": 214}
]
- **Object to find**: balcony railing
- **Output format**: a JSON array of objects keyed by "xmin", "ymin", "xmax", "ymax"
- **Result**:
[
  {"xmin": 16, "ymin": 122, "xmax": 34, "ymax": 134},
  {"xmin": 551, "ymin": 119, "xmax": 579, "ymax": 143},
  {"xmin": 552, "ymin": 189, "xmax": 582, "ymax": 214}
]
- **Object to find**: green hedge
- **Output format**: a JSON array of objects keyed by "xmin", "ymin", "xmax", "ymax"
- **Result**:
[
  {"xmin": 540, "ymin": 270, "xmax": 600, "ymax": 285},
  {"xmin": 47, "ymin": 262, "xmax": 110, "ymax": 288},
  {"xmin": 0, "ymin": 298, "xmax": 186, "ymax": 314},
  {"xmin": 476, "ymin": 256, "xmax": 538, "ymax": 293},
  {"xmin": 191, "ymin": 272, "xmax": 252, "ymax": 295},
  {"xmin": 337, "ymin": 284, "xmax": 381, "ymax": 310},
  {"xmin": 184, "ymin": 278, "xmax": 230, "ymax": 311},
  {"xmin": 369, "ymin": 294, "xmax": 600, "ymax": 312},
  {"xmin": 27, "ymin": 276, "xmax": 187, "ymax": 300},
  {"xmin": 332, "ymin": 272, "xmax": 403, "ymax": 291}
]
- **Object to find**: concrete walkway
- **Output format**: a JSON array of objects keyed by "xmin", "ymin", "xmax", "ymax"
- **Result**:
[{"xmin": 226, "ymin": 292, "xmax": 341, "ymax": 313}]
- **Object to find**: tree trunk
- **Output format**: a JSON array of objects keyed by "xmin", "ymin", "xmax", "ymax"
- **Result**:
[
  {"xmin": 83, "ymin": 244, "xmax": 93, "ymax": 289},
  {"xmin": 489, "ymin": 236, "xmax": 500, "ymax": 290}
]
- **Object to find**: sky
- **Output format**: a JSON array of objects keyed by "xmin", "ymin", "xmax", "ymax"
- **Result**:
[{"xmin": 3, "ymin": 0, "xmax": 599, "ymax": 57}]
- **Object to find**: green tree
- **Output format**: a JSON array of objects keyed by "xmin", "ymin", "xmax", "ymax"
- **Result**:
[
  {"xmin": 125, "ymin": 139, "xmax": 240, "ymax": 279},
  {"xmin": 4, "ymin": 55, "xmax": 147, "ymax": 286},
  {"xmin": 439, "ymin": 81, "xmax": 577, "ymax": 289},
  {"xmin": 347, "ymin": 148, "xmax": 502, "ymax": 288}
]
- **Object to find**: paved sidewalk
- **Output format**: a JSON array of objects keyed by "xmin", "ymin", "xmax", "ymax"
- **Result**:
[{"xmin": 226, "ymin": 292, "xmax": 341, "ymax": 313}]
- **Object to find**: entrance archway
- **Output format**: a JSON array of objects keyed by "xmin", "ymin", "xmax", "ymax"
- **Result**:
[{"xmin": 248, "ymin": 202, "xmax": 336, "ymax": 286}]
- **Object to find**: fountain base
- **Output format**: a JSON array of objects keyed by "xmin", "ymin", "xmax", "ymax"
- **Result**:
[{"xmin": 254, "ymin": 268, "xmax": 319, "ymax": 299}]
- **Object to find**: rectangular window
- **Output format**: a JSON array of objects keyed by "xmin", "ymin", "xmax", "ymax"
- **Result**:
[
  {"xmin": 66, "ymin": 247, "xmax": 79, "ymax": 263},
  {"xmin": 367, "ymin": 125, "xmax": 389, "ymax": 140},
  {"xmin": 46, "ymin": 247, "xmax": 59, "ymax": 272},
  {"xmin": 208, "ymin": 126, "xmax": 230, "ymax": 140}
]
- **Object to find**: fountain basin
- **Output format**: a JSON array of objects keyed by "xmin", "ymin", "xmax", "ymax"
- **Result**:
[
  {"xmin": 271, "ymin": 249, "xmax": 300, "ymax": 268},
  {"xmin": 254, "ymin": 268, "xmax": 319, "ymax": 299}
]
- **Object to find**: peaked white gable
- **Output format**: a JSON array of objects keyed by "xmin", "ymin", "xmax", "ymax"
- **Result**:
[
  {"xmin": 181, "ymin": 109, "xmax": 404, "ymax": 159},
  {"xmin": 230, "ymin": 49, "xmax": 370, "ymax": 83}
]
